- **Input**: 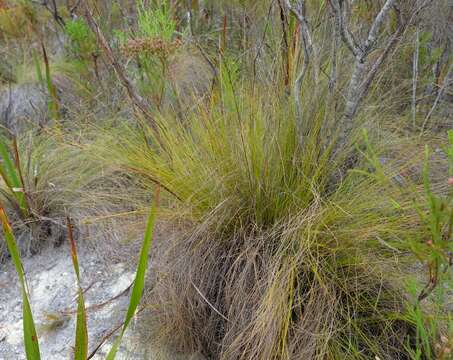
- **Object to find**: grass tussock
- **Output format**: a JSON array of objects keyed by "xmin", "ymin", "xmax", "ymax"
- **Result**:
[
  {"xmin": 0, "ymin": 131, "xmax": 100, "ymax": 261},
  {"xmin": 96, "ymin": 82, "xmax": 440, "ymax": 359},
  {"xmin": 0, "ymin": 1, "xmax": 452, "ymax": 358}
]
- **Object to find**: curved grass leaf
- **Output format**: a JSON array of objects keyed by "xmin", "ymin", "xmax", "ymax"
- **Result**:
[
  {"xmin": 0, "ymin": 207, "xmax": 41, "ymax": 360},
  {"xmin": 0, "ymin": 138, "xmax": 28, "ymax": 214},
  {"xmin": 106, "ymin": 185, "xmax": 160, "ymax": 359},
  {"xmin": 32, "ymin": 48, "xmax": 44, "ymax": 85},
  {"xmin": 0, "ymin": 139, "xmax": 21, "ymax": 188}
]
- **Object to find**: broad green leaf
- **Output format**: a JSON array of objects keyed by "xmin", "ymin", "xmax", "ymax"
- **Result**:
[
  {"xmin": 106, "ymin": 186, "xmax": 160, "ymax": 359},
  {"xmin": 0, "ymin": 207, "xmax": 41, "ymax": 360}
]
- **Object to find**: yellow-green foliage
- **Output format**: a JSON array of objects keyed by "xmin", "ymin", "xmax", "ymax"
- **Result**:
[
  {"xmin": 0, "ymin": 3, "xmax": 36, "ymax": 39},
  {"xmin": 14, "ymin": 133, "xmax": 100, "ymax": 217},
  {"xmin": 1, "ymin": 0, "xmax": 451, "ymax": 358},
  {"xmin": 65, "ymin": 19, "xmax": 98, "ymax": 61},
  {"xmin": 95, "ymin": 80, "xmax": 437, "ymax": 358},
  {"xmin": 99, "ymin": 86, "xmax": 330, "ymax": 227}
]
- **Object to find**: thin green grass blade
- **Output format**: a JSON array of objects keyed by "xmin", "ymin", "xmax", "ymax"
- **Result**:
[
  {"xmin": 32, "ymin": 48, "xmax": 44, "ymax": 85},
  {"xmin": 0, "ymin": 162, "xmax": 13, "ymax": 189},
  {"xmin": 448, "ymin": 130, "xmax": 453, "ymax": 176},
  {"xmin": 0, "ymin": 137, "xmax": 21, "ymax": 189},
  {"xmin": 67, "ymin": 217, "xmax": 88, "ymax": 360},
  {"xmin": 74, "ymin": 289, "xmax": 88, "ymax": 360},
  {"xmin": 11, "ymin": 138, "xmax": 29, "ymax": 216},
  {"xmin": 22, "ymin": 290, "xmax": 40, "ymax": 360},
  {"xmin": 40, "ymin": 42, "xmax": 59, "ymax": 120},
  {"xmin": 0, "ymin": 137, "xmax": 28, "ymax": 215},
  {"xmin": 106, "ymin": 185, "xmax": 160, "ymax": 359},
  {"xmin": 0, "ymin": 207, "xmax": 41, "ymax": 360}
]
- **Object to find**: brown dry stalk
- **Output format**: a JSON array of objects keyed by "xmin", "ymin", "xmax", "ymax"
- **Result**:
[
  {"xmin": 60, "ymin": 282, "xmax": 133, "ymax": 315},
  {"xmin": 83, "ymin": 4, "xmax": 159, "ymax": 133},
  {"xmin": 120, "ymin": 37, "xmax": 182, "ymax": 59}
]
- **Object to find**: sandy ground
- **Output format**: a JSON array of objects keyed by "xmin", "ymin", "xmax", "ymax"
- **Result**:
[{"xmin": 0, "ymin": 243, "xmax": 201, "ymax": 360}]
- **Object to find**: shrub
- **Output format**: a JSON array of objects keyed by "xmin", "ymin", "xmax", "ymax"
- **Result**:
[
  {"xmin": 65, "ymin": 18, "xmax": 98, "ymax": 62},
  {"xmin": 118, "ymin": 0, "xmax": 180, "ymax": 107}
]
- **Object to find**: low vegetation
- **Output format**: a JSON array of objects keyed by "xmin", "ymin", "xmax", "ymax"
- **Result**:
[{"xmin": 0, "ymin": 0, "xmax": 452, "ymax": 359}]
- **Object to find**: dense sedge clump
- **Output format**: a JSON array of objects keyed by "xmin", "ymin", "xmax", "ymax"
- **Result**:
[
  {"xmin": 98, "ymin": 83, "xmax": 437, "ymax": 359},
  {"xmin": 0, "ymin": 132, "xmax": 101, "ymax": 261}
]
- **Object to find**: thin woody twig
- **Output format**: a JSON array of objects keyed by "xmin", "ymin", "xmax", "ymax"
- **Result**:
[
  {"xmin": 412, "ymin": 27, "xmax": 420, "ymax": 127},
  {"xmin": 421, "ymin": 64, "xmax": 453, "ymax": 132},
  {"xmin": 328, "ymin": 0, "xmax": 430, "ymax": 152},
  {"xmin": 328, "ymin": 0, "xmax": 360, "ymax": 57},
  {"xmin": 61, "ymin": 282, "xmax": 133, "ymax": 315},
  {"xmin": 83, "ymin": 4, "xmax": 159, "ymax": 133},
  {"xmin": 284, "ymin": 0, "xmax": 314, "ymax": 147},
  {"xmin": 363, "ymin": 0, "xmax": 397, "ymax": 54}
]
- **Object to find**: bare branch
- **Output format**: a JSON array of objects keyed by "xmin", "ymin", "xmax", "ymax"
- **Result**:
[
  {"xmin": 332, "ymin": 0, "xmax": 436, "ymax": 153},
  {"xmin": 69, "ymin": 0, "xmax": 83, "ymax": 18},
  {"xmin": 30, "ymin": 0, "xmax": 66, "ymax": 28},
  {"xmin": 363, "ymin": 0, "xmax": 397, "ymax": 54},
  {"xmin": 284, "ymin": 0, "xmax": 302, "ymax": 20},
  {"xmin": 412, "ymin": 28, "xmax": 420, "ymax": 127},
  {"xmin": 284, "ymin": 0, "xmax": 314, "ymax": 146},
  {"xmin": 421, "ymin": 64, "xmax": 453, "ymax": 131},
  {"xmin": 83, "ymin": 4, "xmax": 158, "ymax": 132},
  {"xmin": 358, "ymin": 22, "xmax": 405, "ymax": 106},
  {"xmin": 360, "ymin": 0, "xmax": 433, "ymax": 110},
  {"xmin": 284, "ymin": 0, "xmax": 314, "ymax": 57},
  {"xmin": 328, "ymin": 19, "xmax": 339, "ymax": 94},
  {"xmin": 328, "ymin": 0, "xmax": 360, "ymax": 57}
]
